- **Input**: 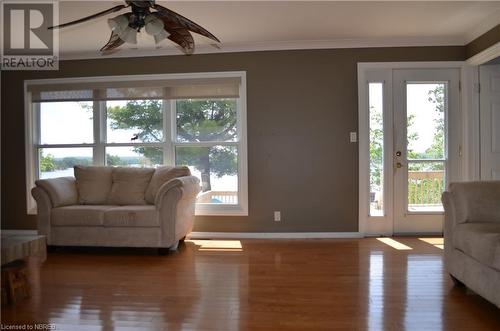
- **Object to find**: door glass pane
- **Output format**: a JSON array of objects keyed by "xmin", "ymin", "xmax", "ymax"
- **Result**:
[
  {"xmin": 40, "ymin": 101, "xmax": 93, "ymax": 144},
  {"xmin": 106, "ymin": 100, "xmax": 163, "ymax": 143},
  {"xmin": 408, "ymin": 161, "xmax": 445, "ymax": 212},
  {"xmin": 407, "ymin": 83, "xmax": 446, "ymax": 160},
  {"xmin": 176, "ymin": 99, "xmax": 238, "ymax": 142},
  {"xmin": 175, "ymin": 146, "xmax": 238, "ymax": 204},
  {"xmin": 105, "ymin": 146, "xmax": 163, "ymax": 167},
  {"xmin": 369, "ymin": 83, "xmax": 384, "ymax": 216},
  {"xmin": 39, "ymin": 147, "xmax": 93, "ymax": 179}
]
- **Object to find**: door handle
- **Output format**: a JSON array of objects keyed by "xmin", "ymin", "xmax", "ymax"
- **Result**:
[
  {"xmin": 396, "ymin": 151, "xmax": 402, "ymax": 157},
  {"xmin": 396, "ymin": 162, "xmax": 404, "ymax": 168}
]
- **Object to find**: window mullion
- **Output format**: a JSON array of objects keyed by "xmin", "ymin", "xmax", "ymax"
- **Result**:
[
  {"xmin": 93, "ymin": 89, "xmax": 105, "ymax": 165},
  {"xmin": 163, "ymin": 98, "xmax": 174, "ymax": 166},
  {"xmin": 170, "ymin": 99, "xmax": 177, "ymax": 165},
  {"xmin": 33, "ymin": 102, "xmax": 41, "ymax": 180}
]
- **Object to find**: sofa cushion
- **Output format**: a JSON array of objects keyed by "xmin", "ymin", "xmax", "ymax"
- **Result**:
[
  {"xmin": 453, "ymin": 222, "xmax": 500, "ymax": 271},
  {"xmin": 108, "ymin": 168, "xmax": 155, "ymax": 205},
  {"xmin": 51, "ymin": 205, "xmax": 114, "ymax": 226},
  {"xmin": 145, "ymin": 166, "xmax": 191, "ymax": 204},
  {"xmin": 74, "ymin": 166, "xmax": 113, "ymax": 205},
  {"xmin": 35, "ymin": 177, "xmax": 78, "ymax": 207},
  {"xmin": 103, "ymin": 206, "xmax": 160, "ymax": 227}
]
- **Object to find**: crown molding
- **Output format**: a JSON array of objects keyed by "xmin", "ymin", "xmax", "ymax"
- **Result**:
[
  {"xmin": 467, "ymin": 41, "xmax": 500, "ymax": 65},
  {"xmin": 59, "ymin": 36, "xmax": 465, "ymax": 61}
]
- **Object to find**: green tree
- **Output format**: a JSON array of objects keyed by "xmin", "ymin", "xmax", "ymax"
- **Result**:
[
  {"xmin": 426, "ymin": 85, "xmax": 445, "ymax": 159},
  {"xmin": 106, "ymin": 154, "xmax": 127, "ymax": 166},
  {"xmin": 107, "ymin": 99, "xmax": 237, "ymax": 191},
  {"xmin": 369, "ymin": 110, "xmax": 419, "ymax": 191},
  {"xmin": 406, "ymin": 114, "xmax": 420, "ymax": 160},
  {"xmin": 369, "ymin": 109, "xmax": 383, "ymax": 190},
  {"xmin": 40, "ymin": 152, "xmax": 56, "ymax": 172}
]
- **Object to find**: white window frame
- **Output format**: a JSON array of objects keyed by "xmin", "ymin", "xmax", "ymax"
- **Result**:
[{"xmin": 24, "ymin": 71, "xmax": 248, "ymax": 217}]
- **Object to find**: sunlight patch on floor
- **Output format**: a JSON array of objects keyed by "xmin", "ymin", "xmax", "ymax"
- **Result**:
[
  {"xmin": 187, "ymin": 240, "xmax": 243, "ymax": 252},
  {"xmin": 418, "ymin": 237, "xmax": 444, "ymax": 249},
  {"xmin": 377, "ymin": 238, "xmax": 413, "ymax": 250}
]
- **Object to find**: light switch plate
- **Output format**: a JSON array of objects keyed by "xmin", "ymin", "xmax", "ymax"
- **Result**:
[
  {"xmin": 274, "ymin": 211, "xmax": 281, "ymax": 222},
  {"xmin": 350, "ymin": 132, "xmax": 357, "ymax": 143}
]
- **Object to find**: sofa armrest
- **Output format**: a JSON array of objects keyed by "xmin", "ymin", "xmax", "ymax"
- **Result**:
[
  {"xmin": 448, "ymin": 181, "xmax": 500, "ymax": 224},
  {"xmin": 35, "ymin": 177, "xmax": 78, "ymax": 207},
  {"xmin": 31, "ymin": 186, "xmax": 52, "ymax": 242},
  {"xmin": 155, "ymin": 176, "xmax": 201, "ymax": 246}
]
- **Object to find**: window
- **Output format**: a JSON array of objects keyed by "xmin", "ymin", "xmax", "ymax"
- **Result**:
[
  {"xmin": 174, "ymin": 99, "xmax": 239, "ymax": 209},
  {"xmin": 25, "ymin": 72, "xmax": 248, "ymax": 216},
  {"xmin": 368, "ymin": 82, "xmax": 384, "ymax": 216}
]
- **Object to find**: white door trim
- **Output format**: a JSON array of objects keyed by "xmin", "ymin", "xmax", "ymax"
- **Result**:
[
  {"xmin": 479, "ymin": 64, "xmax": 500, "ymax": 180},
  {"xmin": 357, "ymin": 61, "xmax": 477, "ymax": 237}
]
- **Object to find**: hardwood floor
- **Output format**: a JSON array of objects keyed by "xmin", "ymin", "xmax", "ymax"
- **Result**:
[{"xmin": 1, "ymin": 237, "xmax": 499, "ymax": 330}]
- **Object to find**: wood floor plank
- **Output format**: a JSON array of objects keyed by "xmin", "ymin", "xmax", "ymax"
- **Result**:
[{"xmin": 1, "ymin": 237, "xmax": 499, "ymax": 330}]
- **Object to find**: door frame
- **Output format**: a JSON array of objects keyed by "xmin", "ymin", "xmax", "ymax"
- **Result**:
[{"xmin": 357, "ymin": 61, "xmax": 478, "ymax": 237}]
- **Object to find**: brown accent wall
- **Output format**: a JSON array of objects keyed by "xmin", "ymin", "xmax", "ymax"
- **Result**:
[
  {"xmin": 466, "ymin": 24, "xmax": 500, "ymax": 59},
  {"xmin": 1, "ymin": 46, "xmax": 465, "ymax": 232}
]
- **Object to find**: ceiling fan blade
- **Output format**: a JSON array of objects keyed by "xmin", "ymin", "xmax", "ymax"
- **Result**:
[
  {"xmin": 49, "ymin": 4, "xmax": 127, "ymax": 29},
  {"xmin": 100, "ymin": 31, "xmax": 126, "ymax": 53},
  {"xmin": 153, "ymin": 4, "xmax": 220, "ymax": 43},
  {"xmin": 167, "ymin": 29, "xmax": 195, "ymax": 55}
]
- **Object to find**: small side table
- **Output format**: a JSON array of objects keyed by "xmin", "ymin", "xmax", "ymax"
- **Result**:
[{"xmin": 1, "ymin": 231, "xmax": 46, "ymax": 305}]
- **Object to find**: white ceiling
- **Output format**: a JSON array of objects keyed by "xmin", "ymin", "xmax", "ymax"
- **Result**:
[{"xmin": 57, "ymin": 1, "xmax": 500, "ymax": 59}]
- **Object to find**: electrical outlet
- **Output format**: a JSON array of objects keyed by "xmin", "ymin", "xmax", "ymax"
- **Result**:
[
  {"xmin": 274, "ymin": 211, "xmax": 281, "ymax": 222},
  {"xmin": 350, "ymin": 132, "xmax": 357, "ymax": 143}
]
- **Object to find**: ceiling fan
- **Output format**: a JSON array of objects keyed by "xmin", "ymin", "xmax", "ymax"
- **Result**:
[{"xmin": 49, "ymin": 0, "xmax": 220, "ymax": 55}]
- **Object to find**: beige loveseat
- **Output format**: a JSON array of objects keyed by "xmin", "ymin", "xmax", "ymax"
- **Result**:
[
  {"xmin": 31, "ymin": 165, "xmax": 200, "ymax": 253},
  {"xmin": 442, "ymin": 181, "xmax": 500, "ymax": 308}
]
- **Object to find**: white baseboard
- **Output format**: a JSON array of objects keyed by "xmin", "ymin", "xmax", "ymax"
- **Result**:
[
  {"xmin": 188, "ymin": 232, "xmax": 362, "ymax": 239},
  {"xmin": 1, "ymin": 229, "xmax": 38, "ymax": 235},
  {"xmin": 0, "ymin": 230, "xmax": 363, "ymax": 240}
]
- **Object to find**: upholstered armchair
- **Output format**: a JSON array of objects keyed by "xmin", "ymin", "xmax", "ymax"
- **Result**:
[{"xmin": 442, "ymin": 181, "xmax": 500, "ymax": 308}]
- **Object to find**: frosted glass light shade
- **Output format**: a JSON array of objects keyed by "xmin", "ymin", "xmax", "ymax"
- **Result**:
[
  {"xmin": 120, "ymin": 27, "xmax": 137, "ymax": 44},
  {"xmin": 108, "ymin": 14, "xmax": 137, "ymax": 44},
  {"xmin": 145, "ymin": 14, "xmax": 164, "ymax": 36},
  {"xmin": 108, "ymin": 14, "xmax": 129, "ymax": 34},
  {"xmin": 154, "ymin": 29, "xmax": 169, "ymax": 43}
]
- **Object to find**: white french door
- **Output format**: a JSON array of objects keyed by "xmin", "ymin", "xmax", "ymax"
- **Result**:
[
  {"xmin": 479, "ymin": 64, "xmax": 500, "ymax": 180},
  {"xmin": 393, "ymin": 69, "xmax": 460, "ymax": 233},
  {"xmin": 359, "ymin": 65, "xmax": 461, "ymax": 235}
]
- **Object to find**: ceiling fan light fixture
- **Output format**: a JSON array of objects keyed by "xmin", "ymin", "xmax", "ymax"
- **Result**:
[{"xmin": 51, "ymin": 1, "xmax": 220, "ymax": 54}]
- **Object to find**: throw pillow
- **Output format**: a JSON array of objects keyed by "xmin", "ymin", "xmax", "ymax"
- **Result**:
[
  {"xmin": 74, "ymin": 166, "xmax": 113, "ymax": 204},
  {"xmin": 108, "ymin": 167, "xmax": 155, "ymax": 205}
]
